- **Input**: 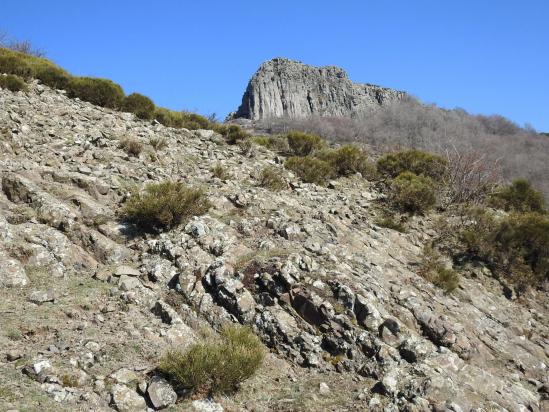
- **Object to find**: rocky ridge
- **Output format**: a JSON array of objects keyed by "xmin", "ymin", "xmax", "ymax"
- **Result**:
[
  {"xmin": 0, "ymin": 81, "xmax": 547, "ymax": 411},
  {"xmin": 231, "ymin": 58, "xmax": 407, "ymax": 120}
]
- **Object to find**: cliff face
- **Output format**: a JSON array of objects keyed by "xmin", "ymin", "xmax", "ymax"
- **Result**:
[{"xmin": 232, "ymin": 58, "xmax": 407, "ymax": 120}]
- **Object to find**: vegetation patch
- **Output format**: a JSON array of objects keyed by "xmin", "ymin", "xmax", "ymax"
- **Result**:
[
  {"xmin": 67, "ymin": 77, "xmax": 125, "ymax": 109},
  {"xmin": 217, "ymin": 124, "xmax": 250, "ymax": 144},
  {"xmin": 390, "ymin": 171, "xmax": 436, "ymax": 214},
  {"xmin": 0, "ymin": 74, "xmax": 27, "ymax": 92},
  {"xmin": 286, "ymin": 131, "xmax": 324, "ymax": 156},
  {"xmin": 159, "ymin": 324, "xmax": 265, "ymax": 395},
  {"xmin": 490, "ymin": 179, "xmax": 546, "ymax": 213},
  {"xmin": 121, "ymin": 181, "xmax": 211, "ymax": 232},
  {"xmin": 418, "ymin": 245, "xmax": 460, "ymax": 293},
  {"xmin": 285, "ymin": 156, "xmax": 334, "ymax": 185},
  {"xmin": 258, "ymin": 166, "xmax": 287, "ymax": 191},
  {"xmin": 211, "ymin": 163, "xmax": 231, "ymax": 180},
  {"xmin": 377, "ymin": 150, "xmax": 447, "ymax": 180},
  {"xmin": 460, "ymin": 209, "xmax": 549, "ymax": 289},
  {"xmin": 316, "ymin": 145, "xmax": 376, "ymax": 178},
  {"xmin": 122, "ymin": 92, "xmax": 155, "ymax": 120},
  {"xmin": 374, "ymin": 216, "xmax": 407, "ymax": 233},
  {"xmin": 119, "ymin": 137, "xmax": 143, "ymax": 157}
]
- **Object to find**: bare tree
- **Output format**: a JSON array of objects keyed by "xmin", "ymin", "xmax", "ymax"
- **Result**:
[{"xmin": 0, "ymin": 30, "xmax": 45, "ymax": 57}]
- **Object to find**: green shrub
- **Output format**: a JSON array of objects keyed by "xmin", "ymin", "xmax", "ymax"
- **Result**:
[
  {"xmin": 149, "ymin": 137, "xmax": 168, "ymax": 151},
  {"xmin": 0, "ymin": 74, "xmax": 27, "ymax": 92},
  {"xmin": 374, "ymin": 216, "xmax": 407, "ymax": 233},
  {"xmin": 211, "ymin": 163, "xmax": 231, "ymax": 180},
  {"xmin": 0, "ymin": 49, "xmax": 33, "ymax": 78},
  {"xmin": 67, "ymin": 77, "xmax": 125, "ymax": 109},
  {"xmin": 159, "ymin": 325, "xmax": 264, "ymax": 395},
  {"xmin": 216, "ymin": 124, "xmax": 250, "ymax": 144},
  {"xmin": 119, "ymin": 137, "xmax": 143, "ymax": 157},
  {"xmin": 122, "ymin": 93, "xmax": 155, "ymax": 120},
  {"xmin": 391, "ymin": 171, "xmax": 436, "ymax": 213},
  {"xmin": 377, "ymin": 150, "xmax": 447, "ymax": 180},
  {"xmin": 490, "ymin": 179, "xmax": 546, "ymax": 213},
  {"xmin": 286, "ymin": 131, "xmax": 324, "ymax": 156},
  {"xmin": 316, "ymin": 145, "xmax": 376, "ymax": 178},
  {"xmin": 285, "ymin": 156, "xmax": 334, "ymax": 185},
  {"xmin": 418, "ymin": 245, "xmax": 460, "ymax": 293},
  {"xmin": 460, "ymin": 209, "xmax": 549, "ymax": 288},
  {"xmin": 154, "ymin": 108, "xmax": 215, "ymax": 130},
  {"xmin": 122, "ymin": 181, "xmax": 211, "ymax": 231},
  {"xmin": 0, "ymin": 48, "xmax": 69, "ymax": 89},
  {"xmin": 258, "ymin": 166, "xmax": 287, "ymax": 191}
]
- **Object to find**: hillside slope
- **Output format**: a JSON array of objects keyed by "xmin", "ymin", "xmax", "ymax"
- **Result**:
[{"xmin": 0, "ymin": 82, "xmax": 547, "ymax": 411}]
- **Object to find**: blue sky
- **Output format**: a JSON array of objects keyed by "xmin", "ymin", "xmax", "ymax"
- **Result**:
[{"xmin": 2, "ymin": 0, "xmax": 548, "ymax": 130}]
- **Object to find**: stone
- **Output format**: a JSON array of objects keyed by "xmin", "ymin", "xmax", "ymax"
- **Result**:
[
  {"xmin": 118, "ymin": 275, "xmax": 141, "ymax": 291},
  {"xmin": 29, "ymin": 290, "xmax": 55, "ymax": 304},
  {"xmin": 114, "ymin": 265, "xmax": 141, "ymax": 277},
  {"xmin": 111, "ymin": 384, "xmax": 147, "ymax": 412},
  {"xmin": 319, "ymin": 382, "xmax": 331, "ymax": 396},
  {"xmin": 230, "ymin": 58, "xmax": 406, "ymax": 120},
  {"xmin": 0, "ymin": 252, "xmax": 29, "ymax": 287},
  {"xmin": 146, "ymin": 376, "xmax": 177, "ymax": 409},
  {"xmin": 110, "ymin": 368, "xmax": 139, "ymax": 385},
  {"xmin": 192, "ymin": 399, "xmax": 224, "ymax": 412}
]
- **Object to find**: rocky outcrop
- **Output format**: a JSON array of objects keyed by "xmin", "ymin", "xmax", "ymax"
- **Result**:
[
  {"xmin": 0, "ymin": 80, "xmax": 547, "ymax": 412},
  {"xmin": 231, "ymin": 58, "xmax": 407, "ymax": 120}
]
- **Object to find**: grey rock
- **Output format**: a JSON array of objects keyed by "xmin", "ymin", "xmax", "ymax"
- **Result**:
[
  {"xmin": 192, "ymin": 399, "xmax": 224, "ymax": 412},
  {"xmin": 231, "ymin": 58, "xmax": 407, "ymax": 120},
  {"xmin": 111, "ymin": 384, "xmax": 147, "ymax": 412},
  {"xmin": 29, "ymin": 290, "xmax": 55, "ymax": 304},
  {"xmin": 0, "ymin": 251, "xmax": 29, "ymax": 287},
  {"xmin": 146, "ymin": 376, "xmax": 177, "ymax": 409}
]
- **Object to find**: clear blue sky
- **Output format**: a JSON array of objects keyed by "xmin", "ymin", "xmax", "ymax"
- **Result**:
[{"xmin": 2, "ymin": 0, "xmax": 548, "ymax": 130}]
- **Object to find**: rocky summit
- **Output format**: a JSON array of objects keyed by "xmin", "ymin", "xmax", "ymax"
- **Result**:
[
  {"xmin": 0, "ymin": 81, "xmax": 548, "ymax": 412},
  {"xmin": 231, "ymin": 58, "xmax": 407, "ymax": 120}
]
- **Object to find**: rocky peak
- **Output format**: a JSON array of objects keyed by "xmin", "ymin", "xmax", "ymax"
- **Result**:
[{"xmin": 231, "ymin": 58, "xmax": 407, "ymax": 120}]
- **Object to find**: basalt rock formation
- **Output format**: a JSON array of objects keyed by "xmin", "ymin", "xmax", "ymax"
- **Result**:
[{"xmin": 231, "ymin": 58, "xmax": 407, "ymax": 120}]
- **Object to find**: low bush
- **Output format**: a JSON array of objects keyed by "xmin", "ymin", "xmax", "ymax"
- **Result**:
[
  {"xmin": 0, "ymin": 49, "xmax": 33, "ymax": 78},
  {"xmin": 121, "ymin": 181, "xmax": 211, "ymax": 232},
  {"xmin": 119, "ymin": 137, "xmax": 143, "ymax": 157},
  {"xmin": 391, "ymin": 171, "xmax": 436, "ymax": 213},
  {"xmin": 285, "ymin": 156, "xmax": 334, "ymax": 185},
  {"xmin": 418, "ymin": 245, "xmax": 460, "ymax": 293},
  {"xmin": 0, "ymin": 74, "xmax": 27, "ymax": 92},
  {"xmin": 490, "ymin": 179, "xmax": 546, "ymax": 213},
  {"xmin": 67, "ymin": 77, "xmax": 125, "ymax": 109},
  {"xmin": 258, "ymin": 166, "xmax": 286, "ymax": 191},
  {"xmin": 374, "ymin": 216, "xmax": 407, "ymax": 233},
  {"xmin": 122, "ymin": 93, "xmax": 155, "ymax": 120},
  {"xmin": 216, "ymin": 124, "xmax": 250, "ymax": 144},
  {"xmin": 316, "ymin": 145, "xmax": 376, "ymax": 178},
  {"xmin": 154, "ymin": 109, "xmax": 215, "ymax": 130},
  {"xmin": 377, "ymin": 150, "xmax": 447, "ymax": 180},
  {"xmin": 461, "ymin": 210, "xmax": 549, "ymax": 288},
  {"xmin": 159, "ymin": 324, "xmax": 264, "ymax": 395},
  {"xmin": 286, "ymin": 131, "xmax": 324, "ymax": 156},
  {"xmin": 211, "ymin": 163, "xmax": 231, "ymax": 180},
  {"xmin": 149, "ymin": 137, "xmax": 168, "ymax": 151}
]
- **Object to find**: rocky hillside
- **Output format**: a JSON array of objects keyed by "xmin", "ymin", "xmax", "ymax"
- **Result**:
[
  {"xmin": 0, "ymin": 81, "xmax": 548, "ymax": 412},
  {"xmin": 230, "ymin": 58, "xmax": 406, "ymax": 120}
]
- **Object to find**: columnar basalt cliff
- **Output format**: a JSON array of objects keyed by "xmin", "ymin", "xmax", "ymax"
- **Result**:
[{"xmin": 231, "ymin": 58, "xmax": 407, "ymax": 120}]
